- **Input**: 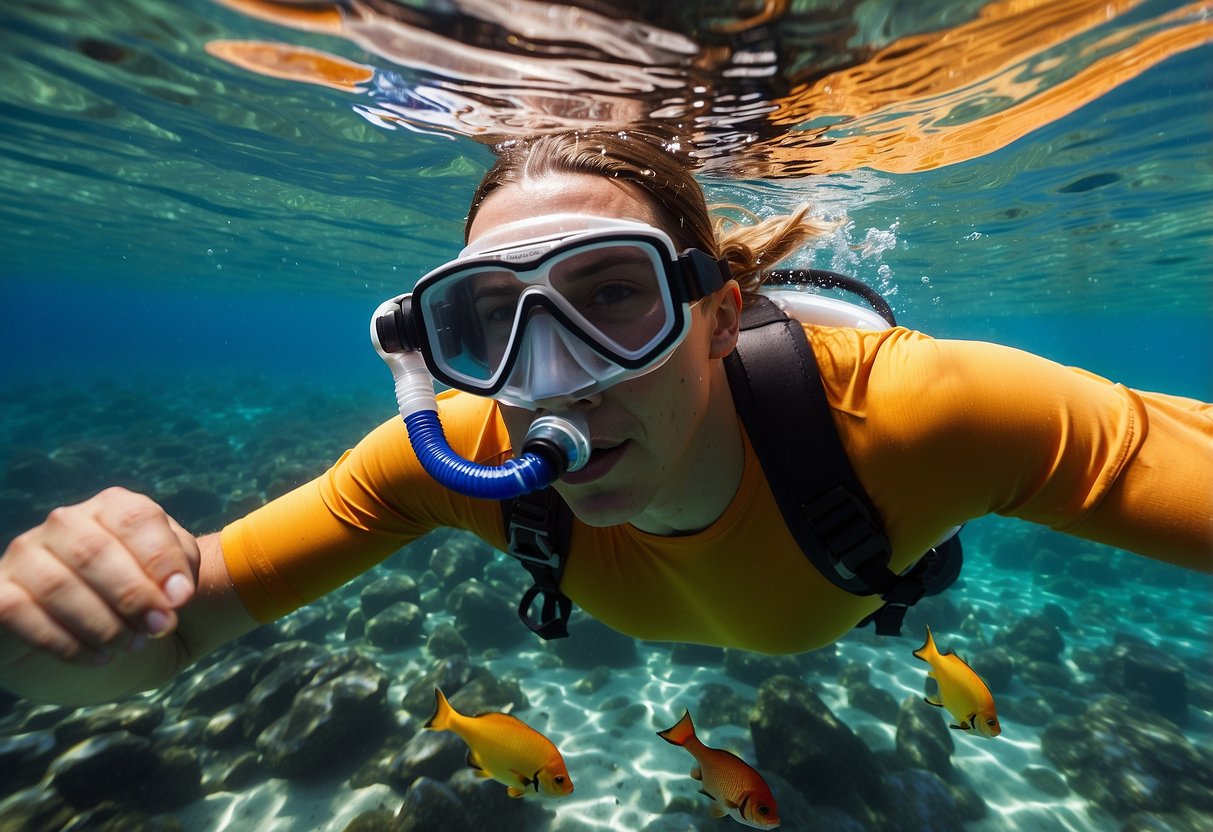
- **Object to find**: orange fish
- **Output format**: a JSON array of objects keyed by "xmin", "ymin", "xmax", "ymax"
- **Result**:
[
  {"xmin": 913, "ymin": 625, "xmax": 1002, "ymax": 738},
  {"xmin": 424, "ymin": 687, "xmax": 574, "ymax": 799},
  {"xmin": 657, "ymin": 709, "xmax": 780, "ymax": 829}
]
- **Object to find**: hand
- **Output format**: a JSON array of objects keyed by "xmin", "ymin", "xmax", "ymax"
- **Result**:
[{"xmin": 0, "ymin": 487, "xmax": 200, "ymax": 669}]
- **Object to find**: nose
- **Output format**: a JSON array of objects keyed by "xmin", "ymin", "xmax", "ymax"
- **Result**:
[{"xmin": 533, "ymin": 390, "xmax": 602, "ymax": 415}]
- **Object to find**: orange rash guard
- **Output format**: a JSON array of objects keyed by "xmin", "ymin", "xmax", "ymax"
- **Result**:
[{"xmin": 220, "ymin": 326, "xmax": 1213, "ymax": 653}]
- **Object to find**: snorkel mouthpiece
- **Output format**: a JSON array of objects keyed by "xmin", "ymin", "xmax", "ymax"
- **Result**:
[
  {"xmin": 522, "ymin": 412, "xmax": 591, "ymax": 474},
  {"xmin": 371, "ymin": 298, "xmax": 589, "ymax": 499}
]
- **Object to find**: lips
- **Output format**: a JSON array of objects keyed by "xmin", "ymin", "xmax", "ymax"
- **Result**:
[{"xmin": 561, "ymin": 441, "xmax": 627, "ymax": 485}]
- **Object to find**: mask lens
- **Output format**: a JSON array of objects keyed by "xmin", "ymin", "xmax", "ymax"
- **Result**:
[
  {"xmin": 420, "ymin": 267, "xmax": 524, "ymax": 383},
  {"xmin": 547, "ymin": 242, "xmax": 671, "ymax": 353}
]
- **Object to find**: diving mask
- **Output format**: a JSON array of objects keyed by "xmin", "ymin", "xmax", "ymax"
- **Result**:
[{"xmin": 375, "ymin": 214, "xmax": 730, "ymax": 408}]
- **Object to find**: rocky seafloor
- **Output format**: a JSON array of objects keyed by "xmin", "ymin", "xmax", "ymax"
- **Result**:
[{"xmin": 1, "ymin": 374, "xmax": 1211, "ymax": 832}]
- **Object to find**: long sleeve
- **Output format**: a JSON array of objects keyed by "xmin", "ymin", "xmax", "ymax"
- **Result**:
[
  {"xmin": 220, "ymin": 391, "xmax": 511, "ymax": 623},
  {"xmin": 813, "ymin": 326, "xmax": 1213, "ymax": 572}
]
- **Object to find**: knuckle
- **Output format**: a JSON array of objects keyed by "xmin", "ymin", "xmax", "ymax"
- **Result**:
[
  {"xmin": 97, "ymin": 485, "xmax": 135, "ymax": 502},
  {"xmin": 32, "ymin": 567, "xmax": 74, "ymax": 603},
  {"xmin": 64, "ymin": 533, "xmax": 110, "ymax": 571},
  {"xmin": 44, "ymin": 504, "xmax": 76, "ymax": 529},
  {"xmin": 112, "ymin": 580, "xmax": 155, "ymax": 618},
  {"xmin": 0, "ymin": 583, "xmax": 26, "ymax": 625},
  {"xmin": 112, "ymin": 500, "xmax": 163, "ymax": 535},
  {"xmin": 140, "ymin": 541, "xmax": 183, "ymax": 577}
]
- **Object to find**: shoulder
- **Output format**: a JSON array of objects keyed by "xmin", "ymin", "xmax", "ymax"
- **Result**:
[{"xmin": 802, "ymin": 325, "xmax": 951, "ymax": 417}]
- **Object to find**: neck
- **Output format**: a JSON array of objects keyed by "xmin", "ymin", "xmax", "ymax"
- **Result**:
[{"xmin": 630, "ymin": 362, "xmax": 743, "ymax": 536}]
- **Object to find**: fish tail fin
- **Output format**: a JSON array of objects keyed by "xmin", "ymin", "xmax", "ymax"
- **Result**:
[
  {"xmin": 425, "ymin": 687, "xmax": 453, "ymax": 731},
  {"xmin": 913, "ymin": 625, "xmax": 938, "ymax": 663},
  {"xmin": 657, "ymin": 709, "xmax": 696, "ymax": 747}
]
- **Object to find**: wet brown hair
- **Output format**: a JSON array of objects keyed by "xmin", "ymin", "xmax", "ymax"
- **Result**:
[{"xmin": 467, "ymin": 130, "xmax": 834, "ymax": 296}]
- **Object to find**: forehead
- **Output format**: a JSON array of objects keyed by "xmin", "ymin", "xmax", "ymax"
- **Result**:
[{"xmin": 469, "ymin": 172, "xmax": 660, "ymax": 246}]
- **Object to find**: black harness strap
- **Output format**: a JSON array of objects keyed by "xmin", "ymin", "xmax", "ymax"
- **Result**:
[
  {"xmin": 499, "ymin": 292, "xmax": 952, "ymax": 639},
  {"xmin": 723, "ymin": 296, "xmax": 924, "ymax": 636},
  {"xmin": 499, "ymin": 485, "xmax": 575, "ymax": 639}
]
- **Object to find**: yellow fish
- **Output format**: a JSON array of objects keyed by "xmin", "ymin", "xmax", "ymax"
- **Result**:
[
  {"xmin": 424, "ymin": 687, "xmax": 574, "ymax": 798},
  {"xmin": 657, "ymin": 709, "xmax": 781, "ymax": 829},
  {"xmin": 912, "ymin": 625, "xmax": 1002, "ymax": 738}
]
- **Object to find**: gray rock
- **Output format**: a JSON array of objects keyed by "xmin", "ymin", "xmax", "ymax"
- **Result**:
[
  {"xmin": 847, "ymin": 682, "xmax": 899, "ymax": 722},
  {"xmin": 45, "ymin": 731, "xmax": 200, "ymax": 812},
  {"xmin": 203, "ymin": 705, "xmax": 246, "ymax": 749},
  {"xmin": 750, "ymin": 675, "xmax": 887, "ymax": 814},
  {"xmin": 723, "ymin": 649, "xmax": 804, "ymax": 687},
  {"xmin": 694, "ymin": 683, "xmax": 751, "ymax": 730},
  {"xmin": 1102, "ymin": 639, "xmax": 1189, "ymax": 727},
  {"xmin": 0, "ymin": 730, "xmax": 59, "ymax": 794},
  {"xmin": 204, "ymin": 750, "xmax": 263, "ymax": 793},
  {"xmin": 994, "ymin": 614, "xmax": 1065, "ymax": 664},
  {"xmin": 448, "ymin": 580, "xmax": 528, "ymax": 651},
  {"xmin": 425, "ymin": 623, "xmax": 468, "ymax": 659},
  {"xmin": 277, "ymin": 604, "xmax": 337, "ymax": 643},
  {"xmin": 256, "ymin": 661, "xmax": 391, "ymax": 778},
  {"xmin": 361, "ymin": 575, "xmax": 422, "ymax": 619},
  {"xmin": 1040, "ymin": 694, "xmax": 1213, "ymax": 818},
  {"xmin": 179, "ymin": 654, "xmax": 260, "ymax": 717},
  {"xmin": 365, "ymin": 601, "xmax": 426, "ymax": 651},
  {"xmin": 428, "ymin": 530, "xmax": 490, "ymax": 590},
  {"xmin": 49, "ymin": 730, "xmax": 157, "ymax": 808},
  {"xmin": 881, "ymin": 769, "xmax": 965, "ymax": 832},
  {"xmin": 383, "ymin": 729, "xmax": 468, "ymax": 791},
  {"xmin": 444, "ymin": 768, "xmax": 552, "ymax": 831},
  {"xmin": 895, "ymin": 695, "xmax": 955, "ymax": 779},
  {"xmin": 0, "ymin": 785, "xmax": 74, "ymax": 832},
  {"xmin": 243, "ymin": 651, "xmax": 329, "ymax": 739},
  {"xmin": 54, "ymin": 701, "xmax": 165, "ymax": 748},
  {"xmin": 250, "ymin": 640, "xmax": 328, "ymax": 684},
  {"xmin": 395, "ymin": 776, "xmax": 471, "ymax": 832}
]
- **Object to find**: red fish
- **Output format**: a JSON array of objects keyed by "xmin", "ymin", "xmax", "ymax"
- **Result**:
[{"xmin": 657, "ymin": 709, "xmax": 780, "ymax": 829}]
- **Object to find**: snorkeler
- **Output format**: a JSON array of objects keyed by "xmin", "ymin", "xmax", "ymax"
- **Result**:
[{"xmin": 0, "ymin": 130, "xmax": 1210, "ymax": 706}]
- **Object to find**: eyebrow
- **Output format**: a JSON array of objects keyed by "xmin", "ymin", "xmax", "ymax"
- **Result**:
[{"xmin": 559, "ymin": 252, "xmax": 654, "ymax": 282}]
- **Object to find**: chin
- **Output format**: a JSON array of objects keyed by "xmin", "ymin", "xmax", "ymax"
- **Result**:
[{"xmin": 554, "ymin": 485, "xmax": 645, "ymax": 528}]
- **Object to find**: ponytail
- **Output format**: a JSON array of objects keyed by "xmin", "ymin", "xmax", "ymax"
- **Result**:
[{"xmin": 711, "ymin": 204, "xmax": 838, "ymax": 297}]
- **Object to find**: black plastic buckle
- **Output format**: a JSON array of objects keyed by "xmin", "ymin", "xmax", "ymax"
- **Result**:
[
  {"xmin": 507, "ymin": 502, "xmax": 560, "ymax": 569},
  {"xmin": 801, "ymin": 486, "xmax": 891, "ymax": 582}
]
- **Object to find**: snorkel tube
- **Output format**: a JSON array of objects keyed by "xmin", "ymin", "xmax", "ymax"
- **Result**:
[{"xmin": 371, "ymin": 297, "xmax": 590, "ymax": 500}]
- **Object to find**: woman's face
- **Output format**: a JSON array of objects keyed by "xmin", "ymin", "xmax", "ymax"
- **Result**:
[{"xmin": 468, "ymin": 172, "xmax": 740, "ymax": 531}]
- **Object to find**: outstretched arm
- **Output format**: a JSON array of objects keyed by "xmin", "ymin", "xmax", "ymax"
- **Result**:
[{"xmin": 0, "ymin": 489, "xmax": 259, "ymax": 706}]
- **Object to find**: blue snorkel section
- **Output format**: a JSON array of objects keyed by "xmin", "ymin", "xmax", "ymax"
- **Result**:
[
  {"xmin": 401, "ymin": 410, "xmax": 555, "ymax": 499},
  {"xmin": 372, "ymin": 300, "xmax": 591, "ymax": 501}
]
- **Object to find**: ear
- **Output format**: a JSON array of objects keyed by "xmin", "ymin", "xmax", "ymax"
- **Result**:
[{"xmin": 707, "ymin": 281, "xmax": 742, "ymax": 359}]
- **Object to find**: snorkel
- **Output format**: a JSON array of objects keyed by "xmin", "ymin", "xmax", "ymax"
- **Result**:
[{"xmin": 368, "ymin": 320, "xmax": 590, "ymax": 500}]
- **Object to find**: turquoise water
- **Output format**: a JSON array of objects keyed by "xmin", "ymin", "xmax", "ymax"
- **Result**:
[{"xmin": 1, "ymin": 1, "xmax": 1211, "ymax": 830}]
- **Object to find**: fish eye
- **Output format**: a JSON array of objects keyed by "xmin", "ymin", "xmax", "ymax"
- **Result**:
[
  {"xmin": 986, "ymin": 719, "xmax": 997, "ymax": 727},
  {"xmin": 758, "ymin": 806, "xmax": 769, "ymax": 815},
  {"xmin": 554, "ymin": 775, "xmax": 565, "ymax": 784}
]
